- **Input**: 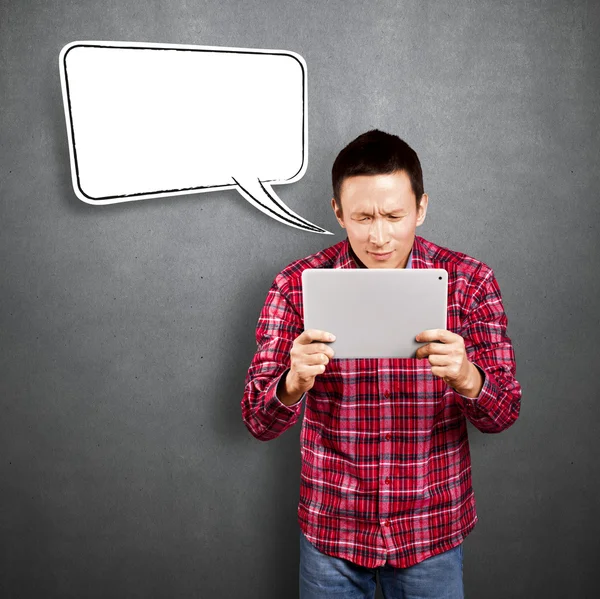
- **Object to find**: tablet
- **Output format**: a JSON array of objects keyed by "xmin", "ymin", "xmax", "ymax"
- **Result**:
[{"xmin": 302, "ymin": 268, "xmax": 448, "ymax": 359}]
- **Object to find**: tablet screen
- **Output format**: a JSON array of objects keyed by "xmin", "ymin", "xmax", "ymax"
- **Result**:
[{"xmin": 302, "ymin": 269, "xmax": 448, "ymax": 358}]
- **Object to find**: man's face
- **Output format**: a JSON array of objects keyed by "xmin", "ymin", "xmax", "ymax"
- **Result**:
[{"xmin": 331, "ymin": 171, "xmax": 428, "ymax": 269}]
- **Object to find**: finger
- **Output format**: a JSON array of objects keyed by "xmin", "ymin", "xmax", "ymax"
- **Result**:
[
  {"xmin": 426, "ymin": 354, "xmax": 449, "ymax": 367},
  {"xmin": 302, "ymin": 353, "xmax": 330, "ymax": 366},
  {"xmin": 298, "ymin": 329, "xmax": 336, "ymax": 344},
  {"xmin": 415, "ymin": 342, "xmax": 453, "ymax": 359},
  {"xmin": 296, "ymin": 362, "xmax": 328, "ymax": 378},
  {"xmin": 416, "ymin": 329, "xmax": 457, "ymax": 344},
  {"xmin": 430, "ymin": 366, "xmax": 448, "ymax": 379},
  {"xmin": 303, "ymin": 342, "xmax": 335, "ymax": 358},
  {"xmin": 291, "ymin": 347, "xmax": 330, "ymax": 367}
]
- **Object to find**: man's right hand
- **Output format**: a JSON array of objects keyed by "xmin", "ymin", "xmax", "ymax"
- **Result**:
[{"xmin": 277, "ymin": 329, "xmax": 336, "ymax": 406}]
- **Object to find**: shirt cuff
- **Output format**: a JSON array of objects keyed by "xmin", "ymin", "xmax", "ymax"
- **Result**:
[
  {"xmin": 268, "ymin": 370, "xmax": 305, "ymax": 412},
  {"xmin": 453, "ymin": 365, "xmax": 496, "ymax": 415}
]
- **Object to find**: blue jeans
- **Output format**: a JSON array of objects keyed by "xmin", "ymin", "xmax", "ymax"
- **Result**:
[{"xmin": 299, "ymin": 530, "xmax": 464, "ymax": 599}]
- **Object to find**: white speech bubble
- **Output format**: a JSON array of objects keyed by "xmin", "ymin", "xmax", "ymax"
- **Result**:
[{"xmin": 59, "ymin": 41, "xmax": 331, "ymax": 234}]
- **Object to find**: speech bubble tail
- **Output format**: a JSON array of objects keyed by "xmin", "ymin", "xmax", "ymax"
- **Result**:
[{"xmin": 232, "ymin": 177, "xmax": 333, "ymax": 235}]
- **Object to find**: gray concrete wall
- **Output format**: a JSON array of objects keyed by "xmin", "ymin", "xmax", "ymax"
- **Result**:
[{"xmin": 1, "ymin": 0, "xmax": 598, "ymax": 596}]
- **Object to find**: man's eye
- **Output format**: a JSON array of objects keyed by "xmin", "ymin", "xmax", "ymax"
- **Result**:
[{"xmin": 389, "ymin": 216, "xmax": 403, "ymax": 220}]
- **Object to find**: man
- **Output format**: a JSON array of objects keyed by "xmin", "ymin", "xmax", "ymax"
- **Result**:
[{"xmin": 241, "ymin": 130, "xmax": 521, "ymax": 598}]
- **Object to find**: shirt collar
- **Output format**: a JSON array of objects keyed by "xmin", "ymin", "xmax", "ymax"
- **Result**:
[
  {"xmin": 334, "ymin": 238, "xmax": 357, "ymax": 269},
  {"xmin": 410, "ymin": 235, "xmax": 435, "ymax": 269}
]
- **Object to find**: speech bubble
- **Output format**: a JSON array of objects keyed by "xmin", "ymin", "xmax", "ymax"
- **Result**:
[{"xmin": 59, "ymin": 41, "xmax": 331, "ymax": 234}]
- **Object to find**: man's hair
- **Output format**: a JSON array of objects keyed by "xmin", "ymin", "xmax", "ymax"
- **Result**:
[{"xmin": 331, "ymin": 130, "xmax": 424, "ymax": 209}]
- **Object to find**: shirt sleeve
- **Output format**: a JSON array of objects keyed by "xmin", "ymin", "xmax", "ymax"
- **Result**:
[
  {"xmin": 241, "ymin": 274, "xmax": 305, "ymax": 441},
  {"xmin": 453, "ymin": 267, "xmax": 522, "ymax": 433}
]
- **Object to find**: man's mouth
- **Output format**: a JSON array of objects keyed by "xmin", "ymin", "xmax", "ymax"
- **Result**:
[{"xmin": 369, "ymin": 251, "xmax": 393, "ymax": 261}]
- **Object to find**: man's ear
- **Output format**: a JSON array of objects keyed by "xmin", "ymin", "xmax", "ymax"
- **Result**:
[
  {"xmin": 331, "ymin": 198, "xmax": 345, "ymax": 228},
  {"xmin": 416, "ymin": 194, "xmax": 428, "ymax": 227}
]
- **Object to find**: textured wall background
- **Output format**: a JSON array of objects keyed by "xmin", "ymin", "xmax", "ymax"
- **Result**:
[{"xmin": 1, "ymin": 0, "xmax": 598, "ymax": 597}]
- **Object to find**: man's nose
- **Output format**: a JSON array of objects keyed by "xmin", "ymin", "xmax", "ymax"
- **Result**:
[{"xmin": 368, "ymin": 218, "xmax": 389, "ymax": 246}]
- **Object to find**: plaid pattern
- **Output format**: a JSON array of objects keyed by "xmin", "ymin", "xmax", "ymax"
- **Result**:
[{"xmin": 241, "ymin": 236, "xmax": 521, "ymax": 568}]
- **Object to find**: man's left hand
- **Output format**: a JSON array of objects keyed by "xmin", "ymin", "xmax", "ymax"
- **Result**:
[{"xmin": 415, "ymin": 329, "xmax": 484, "ymax": 398}]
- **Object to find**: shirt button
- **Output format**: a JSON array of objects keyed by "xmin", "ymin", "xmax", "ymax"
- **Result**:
[
  {"xmin": 385, "ymin": 477, "xmax": 391, "ymax": 485},
  {"xmin": 383, "ymin": 390, "xmax": 391, "ymax": 399},
  {"xmin": 382, "ymin": 520, "xmax": 390, "ymax": 527},
  {"xmin": 385, "ymin": 433, "xmax": 391, "ymax": 441}
]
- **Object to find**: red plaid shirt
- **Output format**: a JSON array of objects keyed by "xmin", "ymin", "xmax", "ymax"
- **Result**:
[{"xmin": 241, "ymin": 236, "xmax": 521, "ymax": 568}]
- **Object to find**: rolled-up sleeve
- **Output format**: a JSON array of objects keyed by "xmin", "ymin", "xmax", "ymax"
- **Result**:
[
  {"xmin": 453, "ymin": 268, "xmax": 522, "ymax": 433},
  {"xmin": 241, "ymin": 276, "xmax": 305, "ymax": 441}
]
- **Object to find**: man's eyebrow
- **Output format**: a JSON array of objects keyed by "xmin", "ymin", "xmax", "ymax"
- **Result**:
[{"xmin": 350, "ymin": 208, "xmax": 408, "ymax": 217}]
